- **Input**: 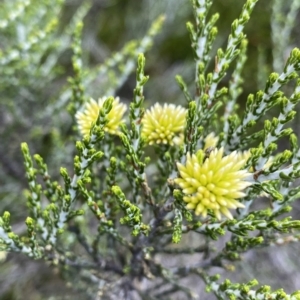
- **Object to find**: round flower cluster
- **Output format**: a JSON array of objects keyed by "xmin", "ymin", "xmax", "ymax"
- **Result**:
[
  {"xmin": 141, "ymin": 103, "xmax": 187, "ymax": 146},
  {"xmin": 76, "ymin": 97, "xmax": 127, "ymax": 137},
  {"xmin": 175, "ymin": 147, "xmax": 252, "ymax": 220}
]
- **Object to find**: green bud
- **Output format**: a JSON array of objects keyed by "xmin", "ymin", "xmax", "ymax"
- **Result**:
[
  {"xmin": 241, "ymin": 285, "xmax": 250, "ymax": 294},
  {"xmin": 264, "ymin": 120, "xmax": 272, "ymax": 132},
  {"xmin": 246, "ymin": 94, "xmax": 254, "ymax": 111},
  {"xmin": 111, "ymin": 185, "xmax": 122, "ymax": 197},
  {"xmin": 21, "ymin": 142, "xmax": 29, "ymax": 155},
  {"xmin": 132, "ymin": 228, "xmax": 139, "ymax": 236},
  {"xmin": 173, "ymin": 189, "xmax": 182, "ymax": 200},
  {"xmin": 3, "ymin": 211, "xmax": 10, "ymax": 224},
  {"xmin": 291, "ymin": 92, "xmax": 300, "ymax": 104},
  {"xmin": 231, "ymin": 19, "xmax": 239, "ymax": 33},
  {"xmin": 110, "ymin": 157, "xmax": 117, "ymax": 168},
  {"xmin": 246, "ymin": 119, "xmax": 256, "ymax": 128},
  {"xmin": 8, "ymin": 232, "xmax": 18, "ymax": 240},
  {"xmin": 286, "ymin": 51, "xmax": 300, "ymax": 72},
  {"xmin": 282, "ymin": 149, "xmax": 292, "ymax": 161},
  {"xmin": 103, "ymin": 96, "xmax": 113, "ymax": 113},
  {"xmin": 57, "ymin": 228, "xmax": 64, "ymax": 235},
  {"xmin": 198, "ymin": 74, "xmax": 206, "ymax": 89},
  {"xmin": 25, "ymin": 217, "xmax": 34, "ymax": 226},
  {"xmin": 257, "ymin": 285, "xmax": 271, "ymax": 293},
  {"xmin": 284, "ymin": 110, "xmax": 297, "ymax": 123},
  {"xmin": 33, "ymin": 154, "xmax": 44, "ymax": 165},
  {"xmin": 92, "ymin": 151, "xmax": 104, "ymax": 160},
  {"xmin": 82, "ymin": 135, "xmax": 91, "ymax": 147},
  {"xmin": 265, "ymin": 142, "xmax": 277, "ymax": 153},
  {"xmin": 269, "ymin": 72, "xmax": 279, "ymax": 85},
  {"xmin": 271, "ymin": 117, "xmax": 279, "ymax": 127},
  {"xmin": 60, "ymin": 167, "xmax": 69, "ymax": 181},
  {"xmin": 217, "ymin": 48, "xmax": 224, "ymax": 59},
  {"xmin": 195, "ymin": 149, "xmax": 205, "ymax": 164},
  {"xmin": 220, "ymin": 87, "xmax": 228, "ymax": 95},
  {"xmin": 211, "ymin": 12, "xmax": 219, "ymax": 23},
  {"xmin": 176, "ymin": 75, "xmax": 188, "ymax": 90},
  {"xmin": 75, "ymin": 141, "xmax": 84, "ymax": 153},
  {"xmin": 43, "ymin": 210, "xmax": 49, "ymax": 219},
  {"xmin": 256, "ymin": 90, "xmax": 264, "ymax": 102},
  {"xmin": 64, "ymin": 195, "xmax": 71, "ymax": 203},
  {"xmin": 137, "ymin": 53, "xmax": 145, "ymax": 69},
  {"xmin": 49, "ymin": 203, "xmax": 58, "ymax": 212},
  {"xmin": 291, "ymin": 290, "xmax": 300, "ymax": 297},
  {"xmin": 188, "ymin": 101, "xmax": 196, "ymax": 114},
  {"xmin": 280, "ymin": 128, "xmax": 293, "ymax": 138},
  {"xmin": 186, "ymin": 22, "xmax": 195, "ymax": 36},
  {"xmin": 206, "ymin": 73, "xmax": 213, "ymax": 85}
]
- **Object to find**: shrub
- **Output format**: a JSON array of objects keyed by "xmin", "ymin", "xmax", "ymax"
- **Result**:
[{"xmin": 1, "ymin": 0, "xmax": 300, "ymax": 299}]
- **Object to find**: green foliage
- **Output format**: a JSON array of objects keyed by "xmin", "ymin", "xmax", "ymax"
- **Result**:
[{"xmin": 2, "ymin": 0, "xmax": 300, "ymax": 299}]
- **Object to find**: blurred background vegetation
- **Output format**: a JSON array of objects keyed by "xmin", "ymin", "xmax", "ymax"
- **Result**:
[{"xmin": 1, "ymin": 0, "xmax": 300, "ymax": 299}]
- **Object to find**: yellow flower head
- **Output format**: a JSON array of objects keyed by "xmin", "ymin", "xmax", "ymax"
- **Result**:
[
  {"xmin": 141, "ymin": 103, "xmax": 187, "ymax": 145},
  {"xmin": 174, "ymin": 147, "xmax": 252, "ymax": 220},
  {"xmin": 76, "ymin": 97, "xmax": 127, "ymax": 136},
  {"xmin": 204, "ymin": 132, "xmax": 219, "ymax": 150}
]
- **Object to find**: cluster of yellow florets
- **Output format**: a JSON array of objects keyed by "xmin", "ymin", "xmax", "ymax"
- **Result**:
[
  {"xmin": 175, "ymin": 148, "xmax": 252, "ymax": 220},
  {"xmin": 76, "ymin": 97, "xmax": 127, "ymax": 137},
  {"xmin": 76, "ymin": 99, "xmax": 253, "ymax": 220},
  {"xmin": 76, "ymin": 100, "xmax": 187, "ymax": 145},
  {"xmin": 141, "ymin": 103, "xmax": 187, "ymax": 145}
]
